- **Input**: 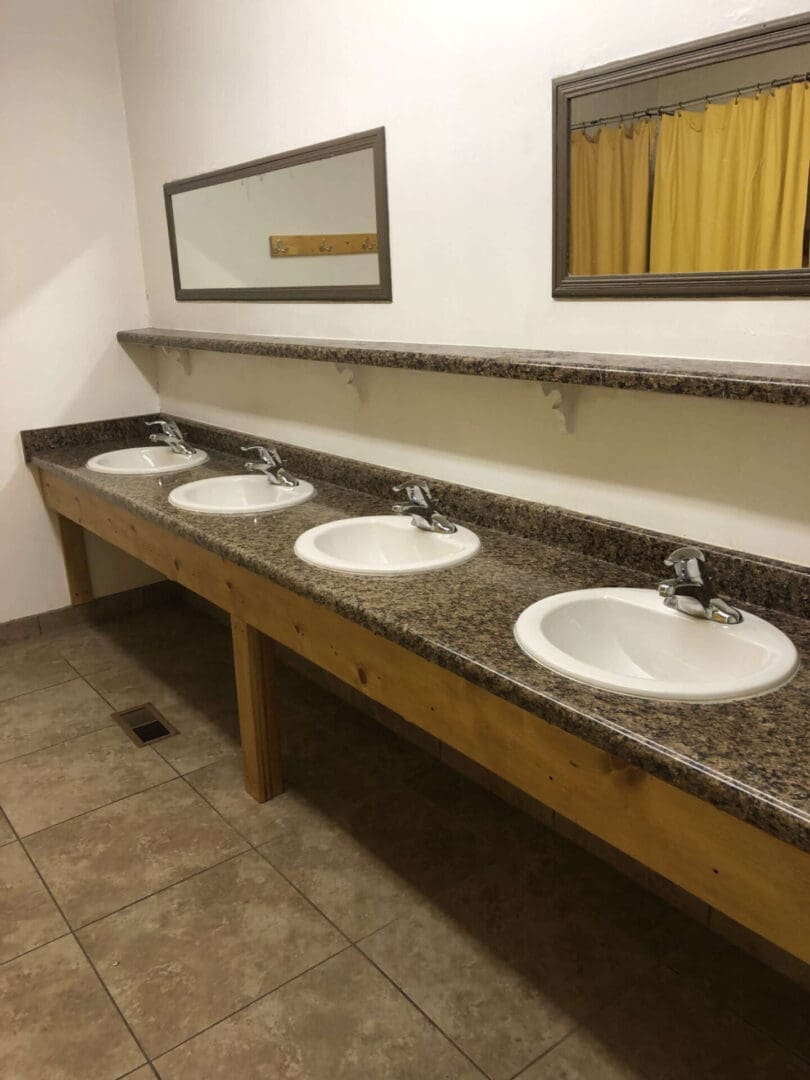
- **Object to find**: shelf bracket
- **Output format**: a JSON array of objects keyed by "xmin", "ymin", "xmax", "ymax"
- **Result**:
[
  {"xmin": 160, "ymin": 346, "xmax": 192, "ymax": 374},
  {"xmin": 334, "ymin": 362, "xmax": 370, "ymax": 404},
  {"xmin": 539, "ymin": 382, "xmax": 574, "ymax": 434}
]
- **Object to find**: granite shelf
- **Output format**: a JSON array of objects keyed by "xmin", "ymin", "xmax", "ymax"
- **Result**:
[{"xmin": 117, "ymin": 327, "xmax": 810, "ymax": 407}]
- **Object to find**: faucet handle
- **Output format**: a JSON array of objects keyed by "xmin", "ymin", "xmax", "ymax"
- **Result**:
[
  {"xmin": 663, "ymin": 546, "xmax": 706, "ymax": 583},
  {"xmin": 146, "ymin": 418, "xmax": 185, "ymax": 439},
  {"xmin": 146, "ymin": 419, "xmax": 175, "ymax": 437},
  {"xmin": 241, "ymin": 445, "xmax": 281, "ymax": 466},
  {"xmin": 391, "ymin": 479, "xmax": 432, "ymax": 508}
]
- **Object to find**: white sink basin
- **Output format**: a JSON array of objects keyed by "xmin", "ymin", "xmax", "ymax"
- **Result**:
[
  {"xmin": 294, "ymin": 515, "xmax": 480, "ymax": 575},
  {"xmin": 514, "ymin": 587, "xmax": 798, "ymax": 703},
  {"xmin": 86, "ymin": 446, "xmax": 208, "ymax": 475},
  {"xmin": 169, "ymin": 474, "xmax": 315, "ymax": 515}
]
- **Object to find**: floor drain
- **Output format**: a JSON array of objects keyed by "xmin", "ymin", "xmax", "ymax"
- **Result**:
[{"xmin": 111, "ymin": 703, "xmax": 177, "ymax": 746}]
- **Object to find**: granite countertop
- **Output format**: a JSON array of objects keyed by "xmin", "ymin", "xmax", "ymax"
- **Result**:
[
  {"xmin": 31, "ymin": 439, "xmax": 810, "ymax": 853},
  {"xmin": 117, "ymin": 327, "xmax": 810, "ymax": 407}
]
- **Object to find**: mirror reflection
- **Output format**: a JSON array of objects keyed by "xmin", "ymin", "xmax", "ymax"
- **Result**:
[{"xmin": 567, "ymin": 43, "xmax": 810, "ymax": 277}]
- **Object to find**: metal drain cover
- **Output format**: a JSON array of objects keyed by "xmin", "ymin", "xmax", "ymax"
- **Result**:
[{"xmin": 111, "ymin": 703, "xmax": 177, "ymax": 746}]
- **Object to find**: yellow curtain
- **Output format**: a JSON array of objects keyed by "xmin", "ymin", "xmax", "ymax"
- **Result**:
[
  {"xmin": 650, "ymin": 82, "xmax": 810, "ymax": 272},
  {"xmin": 569, "ymin": 120, "xmax": 653, "ymax": 275}
]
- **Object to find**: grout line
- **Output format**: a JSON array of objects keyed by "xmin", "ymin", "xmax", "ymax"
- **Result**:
[
  {"xmin": 75, "ymin": 670, "xmax": 186, "ymax": 782},
  {"xmin": 176, "ymin": 769, "xmax": 355, "ymax": 948},
  {"xmin": 3, "ymin": 820, "xmax": 153, "ymax": 1069},
  {"xmin": 505, "ymin": 955, "xmax": 665, "ymax": 1079},
  {"xmin": 72, "ymin": 931, "xmax": 153, "ymax": 1068},
  {"xmin": 0, "ymin": 672, "xmax": 85, "ymax": 710},
  {"xmin": 118, "ymin": 1065, "xmax": 157, "ymax": 1079},
  {"xmin": 68, "ymin": 846, "xmax": 251, "ymax": 935},
  {"xmin": 0, "ymin": 930, "xmax": 75, "ymax": 971},
  {"xmin": 658, "ymin": 950, "xmax": 810, "ymax": 1066},
  {"xmin": 0, "ymin": 721, "xmax": 116, "ymax": 768},
  {"xmin": 506, "ymin": 1026, "xmax": 581, "ymax": 1079},
  {"xmin": 17, "ymin": 774, "xmax": 179, "ymax": 842},
  {"xmin": 357, "ymin": 947, "xmax": 491, "ymax": 1078},
  {"xmin": 148, "ymin": 941, "xmax": 355, "ymax": 1065},
  {"xmin": 251, "ymin": 842, "xmax": 352, "ymax": 946},
  {"xmin": 0, "ymin": 673, "xmax": 77, "ymax": 708}
]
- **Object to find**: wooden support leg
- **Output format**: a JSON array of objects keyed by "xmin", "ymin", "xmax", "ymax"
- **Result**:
[
  {"xmin": 56, "ymin": 514, "xmax": 93, "ymax": 605},
  {"xmin": 230, "ymin": 615, "xmax": 283, "ymax": 802}
]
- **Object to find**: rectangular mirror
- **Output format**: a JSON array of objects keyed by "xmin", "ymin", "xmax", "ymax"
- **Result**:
[
  {"xmin": 553, "ymin": 16, "xmax": 810, "ymax": 297},
  {"xmin": 165, "ymin": 128, "xmax": 391, "ymax": 302}
]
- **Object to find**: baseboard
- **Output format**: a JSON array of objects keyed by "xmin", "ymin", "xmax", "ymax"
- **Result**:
[{"xmin": 0, "ymin": 580, "xmax": 182, "ymax": 646}]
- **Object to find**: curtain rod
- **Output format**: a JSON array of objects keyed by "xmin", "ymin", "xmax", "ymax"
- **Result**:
[{"xmin": 570, "ymin": 71, "xmax": 810, "ymax": 131}]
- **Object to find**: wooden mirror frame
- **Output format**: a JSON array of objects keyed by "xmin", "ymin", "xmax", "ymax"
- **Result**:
[
  {"xmin": 164, "ymin": 127, "xmax": 392, "ymax": 303},
  {"xmin": 552, "ymin": 15, "xmax": 810, "ymax": 298}
]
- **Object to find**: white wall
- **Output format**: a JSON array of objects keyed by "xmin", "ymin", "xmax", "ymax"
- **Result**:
[
  {"xmin": 114, "ymin": 1, "xmax": 809, "ymax": 567},
  {"xmin": 1, "ymin": 0, "xmax": 160, "ymax": 623}
]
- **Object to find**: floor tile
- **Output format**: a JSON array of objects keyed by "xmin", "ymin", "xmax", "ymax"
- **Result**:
[
  {"xmin": 53, "ymin": 607, "xmax": 226, "ymax": 680},
  {"xmin": 0, "ymin": 809, "xmax": 13, "ymax": 846},
  {"xmin": 518, "ymin": 965, "xmax": 810, "ymax": 1080},
  {"xmin": 0, "ymin": 842, "xmax": 68, "ymax": 962},
  {"xmin": 708, "ymin": 908, "xmax": 810, "ymax": 993},
  {"xmin": 0, "ymin": 612, "xmax": 40, "ymax": 647},
  {"xmin": 154, "ymin": 947, "xmax": 483, "ymax": 1080},
  {"xmin": 186, "ymin": 755, "xmax": 304, "ymax": 845},
  {"xmin": 360, "ymin": 861, "xmax": 675, "ymax": 1080},
  {"xmin": 0, "ymin": 637, "xmax": 74, "ymax": 702},
  {"xmin": 0, "ymin": 935, "xmax": 144, "ymax": 1079},
  {"xmin": 53, "ymin": 625, "xmax": 149, "ymax": 679},
  {"xmin": 79, "ymin": 850, "xmax": 346, "ymax": 1058},
  {"xmin": 122, "ymin": 1068, "xmax": 157, "ymax": 1079},
  {"xmin": 82, "ymin": 656, "xmax": 198, "ymax": 712},
  {"xmin": 0, "ymin": 727, "xmax": 175, "ymax": 837},
  {"xmin": 275, "ymin": 662, "xmax": 425, "ymax": 786},
  {"xmin": 0, "ymin": 677, "xmax": 113, "ymax": 763},
  {"xmin": 663, "ymin": 921, "xmax": 810, "ymax": 1064},
  {"xmin": 259, "ymin": 784, "xmax": 491, "ymax": 941},
  {"xmin": 407, "ymin": 754, "xmax": 555, "ymax": 854},
  {"xmin": 80, "ymin": 649, "xmax": 240, "ymax": 774},
  {"xmin": 26, "ymin": 779, "xmax": 248, "ymax": 927},
  {"xmin": 151, "ymin": 698, "xmax": 241, "ymax": 774}
]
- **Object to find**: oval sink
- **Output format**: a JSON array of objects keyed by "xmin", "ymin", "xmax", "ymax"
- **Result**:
[
  {"xmin": 86, "ymin": 446, "xmax": 208, "ymax": 476},
  {"xmin": 514, "ymin": 587, "xmax": 798, "ymax": 703},
  {"xmin": 294, "ymin": 515, "xmax": 480, "ymax": 575},
  {"xmin": 169, "ymin": 474, "xmax": 315, "ymax": 515}
]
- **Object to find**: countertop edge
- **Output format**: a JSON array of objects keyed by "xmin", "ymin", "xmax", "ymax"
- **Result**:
[
  {"xmin": 117, "ymin": 328, "xmax": 810, "ymax": 407},
  {"xmin": 31, "ymin": 451, "xmax": 810, "ymax": 854}
]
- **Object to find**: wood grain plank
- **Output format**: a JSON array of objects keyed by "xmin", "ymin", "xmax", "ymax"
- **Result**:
[
  {"xmin": 230, "ymin": 615, "xmax": 283, "ymax": 801},
  {"xmin": 55, "ymin": 513, "xmax": 93, "ymax": 605}
]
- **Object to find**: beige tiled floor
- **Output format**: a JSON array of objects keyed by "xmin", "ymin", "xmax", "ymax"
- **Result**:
[{"xmin": 0, "ymin": 604, "xmax": 808, "ymax": 1080}]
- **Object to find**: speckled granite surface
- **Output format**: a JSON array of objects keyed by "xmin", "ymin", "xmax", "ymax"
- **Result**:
[
  {"xmin": 116, "ymin": 327, "xmax": 810, "ymax": 406},
  {"xmin": 27, "ymin": 424, "xmax": 810, "ymax": 854},
  {"xmin": 21, "ymin": 414, "xmax": 161, "ymax": 458},
  {"xmin": 24, "ymin": 414, "xmax": 808, "ymax": 619}
]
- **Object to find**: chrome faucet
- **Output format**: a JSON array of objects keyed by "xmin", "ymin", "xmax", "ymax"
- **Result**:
[
  {"xmin": 392, "ymin": 480, "xmax": 457, "ymax": 534},
  {"xmin": 658, "ymin": 546, "xmax": 742, "ymax": 625},
  {"xmin": 146, "ymin": 419, "xmax": 194, "ymax": 456},
  {"xmin": 241, "ymin": 445, "xmax": 299, "ymax": 487}
]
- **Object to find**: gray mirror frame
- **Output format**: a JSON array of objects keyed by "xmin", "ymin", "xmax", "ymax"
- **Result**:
[
  {"xmin": 552, "ymin": 15, "xmax": 810, "ymax": 298},
  {"xmin": 164, "ymin": 127, "xmax": 392, "ymax": 302}
]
